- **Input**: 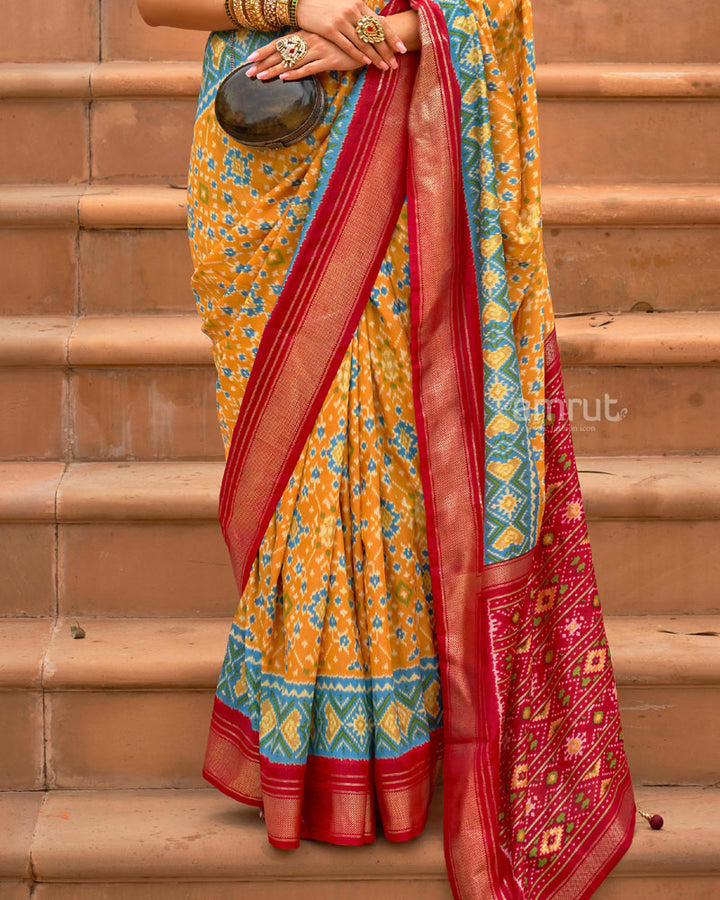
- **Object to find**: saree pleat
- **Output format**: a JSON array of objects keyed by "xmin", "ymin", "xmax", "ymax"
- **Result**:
[{"xmin": 188, "ymin": 0, "xmax": 635, "ymax": 894}]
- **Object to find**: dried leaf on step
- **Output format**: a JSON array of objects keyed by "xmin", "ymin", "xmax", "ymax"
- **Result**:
[{"xmin": 70, "ymin": 623, "xmax": 86, "ymax": 639}]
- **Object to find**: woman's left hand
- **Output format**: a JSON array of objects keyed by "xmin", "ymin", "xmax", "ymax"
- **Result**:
[{"xmin": 245, "ymin": 30, "xmax": 370, "ymax": 81}]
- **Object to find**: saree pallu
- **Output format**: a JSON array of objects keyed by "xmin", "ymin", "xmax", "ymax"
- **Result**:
[{"xmin": 188, "ymin": 0, "xmax": 636, "ymax": 896}]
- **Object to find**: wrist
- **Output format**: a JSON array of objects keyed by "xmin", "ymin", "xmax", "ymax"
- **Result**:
[{"xmin": 385, "ymin": 10, "xmax": 420, "ymax": 53}]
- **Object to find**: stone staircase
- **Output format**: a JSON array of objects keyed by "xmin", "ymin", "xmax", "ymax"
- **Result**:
[{"xmin": 1, "ymin": 0, "xmax": 719, "ymax": 895}]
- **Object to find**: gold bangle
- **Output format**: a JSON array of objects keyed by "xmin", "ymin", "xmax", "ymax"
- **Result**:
[
  {"xmin": 262, "ymin": 0, "xmax": 282, "ymax": 29},
  {"xmin": 287, "ymin": 0, "xmax": 298, "ymax": 28},
  {"xmin": 244, "ymin": 0, "xmax": 271, "ymax": 30},
  {"xmin": 230, "ymin": 0, "xmax": 251, "ymax": 28},
  {"xmin": 224, "ymin": 0, "xmax": 240, "ymax": 27},
  {"xmin": 275, "ymin": 0, "xmax": 291, "ymax": 25}
]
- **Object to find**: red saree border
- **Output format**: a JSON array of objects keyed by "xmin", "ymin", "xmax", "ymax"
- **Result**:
[{"xmin": 204, "ymin": 695, "xmax": 443, "ymax": 847}]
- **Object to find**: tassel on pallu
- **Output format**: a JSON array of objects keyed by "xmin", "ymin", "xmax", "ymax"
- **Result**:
[{"xmin": 208, "ymin": 0, "xmax": 636, "ymax": 895}]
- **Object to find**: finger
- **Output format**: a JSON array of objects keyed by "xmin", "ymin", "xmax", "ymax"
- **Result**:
[
  {"xmin": 279, "ymin": 56, "xmax": 344, "ymax": 81},
  {"xmin": 322, "ymin": 26, "xmax": 372, "ymax": 67},
  {"xmin": 257, "ymin": 46, "xmax": 320, "ymax": 81},
  {"xmin": 246, "ymin": 42, "xmax": 278, "ymax": 64},
  {"xmin": 335, "ymin": 23, "xmax": 390, "ymax": 70},
  {"xmin": 248, "ymin": 51, "xmax": 283, "ymax": 77},
  {"xmin": 340, "ymin": 14, "xmax": 396, "ymax": 70},
  {"xmin": 379, "ymin": 21, "xmax": 407, "ymax": 55}
]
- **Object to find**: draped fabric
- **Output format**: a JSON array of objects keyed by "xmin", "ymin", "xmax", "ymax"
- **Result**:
[{"xmin": 187, "ymin": 0, "xmax": 635, "ymax": 895}]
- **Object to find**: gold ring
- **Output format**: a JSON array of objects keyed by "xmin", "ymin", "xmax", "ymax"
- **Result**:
[
  {"xmin": 276, "ymin": 34, "xmax": 309, "ymax": 68},
  {"xmin": 355, "ymin": 15, "xmax": 385, "ymax": 44}
]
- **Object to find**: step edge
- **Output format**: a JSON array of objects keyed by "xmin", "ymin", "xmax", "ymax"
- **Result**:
[
  {"xmin": 2, "ymin": 62, "xmax": 720, "ymax": 98},
  {"xmin": 3, "ymin": 312, "xmax": 720, "ymax": 368},
  {"xmin": 10, "ymin": 615, "xmax": 720, "ymax": 690},
  {"xmin": 4, "ymin": 183, "xmax": 720, "ymax": 229},
  {"xmin": 26, "ymin": 786, "xmax": 720, "ymax": 880},
  {"xmin": 2, "ymin": 458, "xmax": 720, "ymax": 523}
]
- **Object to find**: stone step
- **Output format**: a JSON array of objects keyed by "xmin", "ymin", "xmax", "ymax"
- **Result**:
[
  {"xmin": 2, "ymin": 615, "xmax": 719, "ymax": 792},
  {"xmin": 2, "ymin": 183, "xmax": 719, "ymax": 317},
  {"xmin": 2, "ymin": 63, "xmax": 719, "ymax": 185},
  {"xmin": 1, "ymin": 311, "xmax": 719, "ymax": 460},
  {"xmin": 2, "ymin": 786, "xmax": 717, "ymax": 899},
  {"xmin": 1, "ymin": 456, "xmax": 719, "ymax": 620},
  {"xmin": 5, "ymin": 0, "xmax": 719, "ymax": 64}
]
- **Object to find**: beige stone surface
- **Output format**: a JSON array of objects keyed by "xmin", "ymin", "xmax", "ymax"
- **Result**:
[
  {"xmin": 532, "ymin": 0, "xmax": 720, "ymax": 63},
  {"xmin": 31, "ymin": 884, "xmax": 453, "ymax": 899},
  {"xmin": 56, "ymin": 461, "xmax": 223, "ymax": 521},
  {"xmin": 102, "ymin": 0, "xmax": 207, "ymax": 61},
  {"xmin": 566, "ymin": 366, "xmax": 720, "ymax": 455},
  {"xmin": 0, "ymin": 367, "xmax": 66, "ymax": 459},
  {"xmin": 546, "ymin": 228, "xmax": 720, "ymax": 314},
  {"xmin": 0, "ymin": 186, "xmax": 82, "ymax": 228},
  {"xmin": 0, "ymin": 230, "xmax": 77, "ymax": 316},
  {"xmin": 0, "ymin": 463, "xmax": 64, "ymax": 521},
  {"xmin": 580, "ymin": 456, "xmax": 720, "ymax": 521},
  {"xmin": 538, "ymin": 99, "xmax": 720, "ymax": 183},
  {"xmin": 557, "ymin": 312, "xmax": 720, "ymax": 366},
  {"xmin": 68, "ymin": 316, "xmax": 210, "ymax": 366},
  {"xmin": 0, "ymin": 792, "xmax": 43, "ymax": 879},
  {"xmin": 0, "ymin": 885, "xmax": 31, "ymax": 900},
  {"xmin": 91, "ymin": 99, "xmax": 197, "ymax": 183},
  {"xmin": 70, "ymin": 366, "xmax": 222, "ymax": 460},
  {"xmin": 0, "ymin": 101, "xmax": 88, "ymax": 184},
  {"xmin": 0, "ymin": 692, "xmax": 45, "ymax": 789},
  {"xmin": 58, "ymin": 521, "xmax": 236, "ymax": 618},
  {"xmin": 621, "ymin": 685, "xmax": 720, "ymax": 785},
  {"xmin": 542, "ymin": 183, "xmax": 720, "ymax": 227},
  {"xmin": 589, "ymin": 520, "xmax": 720, "ymax": 617},
  {"xmin": 29, "ymin": 787, "xmax": 720, "ymax": 884},
  {"xmin": 47, "ymin": 691, "xmax": 212, "ymax": 789},
  {"xmin": 0, "ymin": 0, "xmax": 98, "ymax": 62},
  {"xmin": 0, "ymin": 523, "xmax": 57, "ymax": 617},
  {"xmin": 78, "ymin": 185, "xmax": 187, "ymax": 230},
  {"xmin": 79, "ymin": 230, "xmax": 194, "ymax": 315},
  {"xmin": 43, "ymin": 617, "xmax": 227, "ymax": 689},
  {"xmin": 0, "ymin": 619, "xmax": 53, "ymax": 688},
  {"xmin": 0, "ymin": 318, "xmax": 73, "ymax": 366}
]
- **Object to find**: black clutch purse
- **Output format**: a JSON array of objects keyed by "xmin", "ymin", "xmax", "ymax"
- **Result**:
[{"xmin": 215, "ymin": 61, "xmax": 327, "ymax": 149}]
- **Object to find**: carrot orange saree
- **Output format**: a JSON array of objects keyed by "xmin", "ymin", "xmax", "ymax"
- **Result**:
[{"xmin": 187, "ymin": 0, "xmax": 636, "ymax": 896}]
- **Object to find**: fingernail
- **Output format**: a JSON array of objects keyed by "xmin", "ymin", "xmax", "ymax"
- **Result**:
[
  {"xmin": 390, "ymin": 58, "xmax": 398, "ymax": 69},
  {"xmin": 245, "ymin": 66, "xmax": 257, "ymax": 77},
  {"xmin": 247, "ymin": 51, "xmax": 259, "ymax": 61},
  {"xmin": 380, "ymin": 61, "xmax": 389, "ymax": 71},
  {"xmin": 279, "ymin": 73, "xmax": 289, "ymax": 80},
  {"xmin": 257, "ymin": 71, "xmax": 269, "ymax": 79},
  {"xmin": 363, "ymin": 56, "xmax": 372, "ymax": 65},
  {"xmin": 397, "ymin": 41, "xmax": 407, "ymax": 53}
]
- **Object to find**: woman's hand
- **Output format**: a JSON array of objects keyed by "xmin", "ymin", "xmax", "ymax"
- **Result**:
[
  {"xmin": 295, "ymin": 0, "xmax": 406, "ymax": 71},
  {"xmin": 246, "ymin": 30, "xmax": 368, "ymax": 81}
]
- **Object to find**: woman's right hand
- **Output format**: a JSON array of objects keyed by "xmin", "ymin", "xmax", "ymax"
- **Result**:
[
  {"xmin": 295, "ymin": 0, "xmax": 406, "ymax": 71},
  {"xmin": 246, "ymin": 29, "xmax": 368, "ymax": 80}
]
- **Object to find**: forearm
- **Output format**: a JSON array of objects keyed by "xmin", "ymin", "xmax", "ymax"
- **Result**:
[
  {"xmin": 137, "ymin": 0, "xmax": 419, "ymax": 49},
  {"xmin": 137, "ymin": 0, "xmax": 234, "ymax": 30}
]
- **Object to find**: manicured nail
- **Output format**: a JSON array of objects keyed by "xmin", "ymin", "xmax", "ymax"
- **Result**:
[
  {"xmin": 247, "ymin": 51, "xmax": 259, "ymax": 61},
  {"xmin": 257, "ymin": 71, "xmax": 269, "ymax": 79},
  {"xmin": 390, "ymin": 58, "xmax": 398, "ymax": 69},
  {"xmin": 397, "ymin": 41, "xmax": 407, "ymax": 53},
  {"xmin": 363, "ymin": 56, "xmax": 372, "ymax": 65},
  {"xmin": 380, "ymin": 61, "xmax": 389, "ymax": 70},
  {"xmin": 245, "ymin": 66, "xmax": 257, "ymax": 77},
  {"xmin": 279, "ymin": 73, "xmax": 289, "ymax": 80}
]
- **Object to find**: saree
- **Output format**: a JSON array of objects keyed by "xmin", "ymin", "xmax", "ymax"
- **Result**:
[{"xmin": 187, "ymin": 0, "xmax": 636, "ymax": 895}]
